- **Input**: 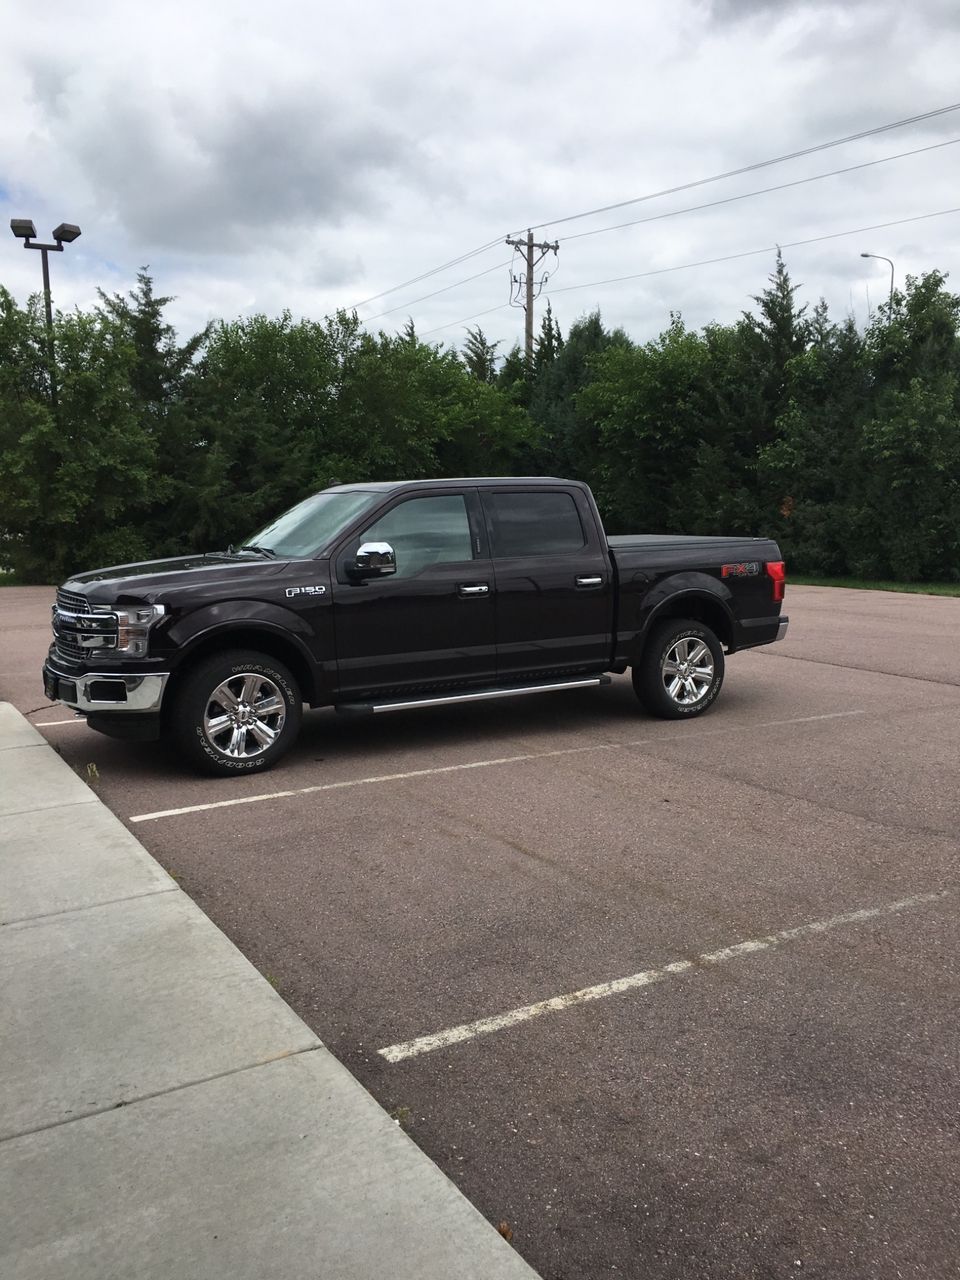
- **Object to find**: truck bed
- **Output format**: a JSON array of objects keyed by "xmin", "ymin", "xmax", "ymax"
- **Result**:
[{"xmin": 607, "ymin": 533, "xmax": 781, "ymax": 573}]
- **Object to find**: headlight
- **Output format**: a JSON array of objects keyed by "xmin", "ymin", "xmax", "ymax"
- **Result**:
[
  {"xmin": 52, "ymin": 600, "xmax": 166, "ymax": 658},
  {"xmin": 114, "ymin": 604, "xmax": 166, "ymax": 657}
]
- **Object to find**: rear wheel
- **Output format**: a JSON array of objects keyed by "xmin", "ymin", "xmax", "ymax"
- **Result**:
[
  {"xmin": 633, "ymin": 618, "xmax": 724, "ymax": 719},
  {"xmin": 171, "ymin": 649, "xmax": 302, "ymax": 776}
]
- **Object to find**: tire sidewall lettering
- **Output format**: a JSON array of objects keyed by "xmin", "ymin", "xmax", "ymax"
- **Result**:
[
  {"xmin": 661, "ymin": 627, "xmax": 719, "ymax": 710},
  {"xmin": 178, "ymin": 653, "xmax": 302, "ymax": 774}
]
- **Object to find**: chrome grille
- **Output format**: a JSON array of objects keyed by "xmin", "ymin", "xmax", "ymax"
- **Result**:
[
  {"xmin": 56, "ymin": 588, "xmax": 90, "ymax": 614},
  {"xmin": 53, "ymin": 587, "xmax": 93, "ymax": 663},
  {"xmin": 54, "ymin": 633, "xmax": 83, "ymax": 662}
]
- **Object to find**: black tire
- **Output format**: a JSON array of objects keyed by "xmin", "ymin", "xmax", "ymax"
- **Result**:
[
  {"xmin": 633, "ymin": 618, "xmax": 725, "ymax": 720},
  {"xmin": 170, "ymin": 649, "xmax": 302, "ymax": 776}
]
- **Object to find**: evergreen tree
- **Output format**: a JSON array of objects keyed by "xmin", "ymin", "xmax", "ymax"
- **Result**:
[
  {"xmin": 740, "ymin": 250, "xmax": 812, "ymax": 447},
  {"xmin": 528, "ymin": 310, "xmax": 631, "ymax": 482},
  {"xmin": 534, "ymin": 303, "xmax": 563, "ymax": 376},
  {"xmin": 461, "ymin": 326, "xmax": 501, "ymax": 383},
  {"xmin": 758, "ymin": 306, "xmax": 868, "ymax": 572},
  {"xmin": 496, "ymin": 342, "xmax": 529, "ymax": 406},
  {"xmin": 96, "ymin": 272, "xmax": 209, "ymax": 554},
  {"xmin": 850, "ymin": 272, "xmax": 960, "ymax": 578},
  {"xmin": 0, "ymin": 294, "xmax": 159, "ymax": 580}
]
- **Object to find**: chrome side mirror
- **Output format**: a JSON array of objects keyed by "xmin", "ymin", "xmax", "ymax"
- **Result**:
[{"xmin": 352, "ymin": 541, "xmax": 397, "ymax": 578}]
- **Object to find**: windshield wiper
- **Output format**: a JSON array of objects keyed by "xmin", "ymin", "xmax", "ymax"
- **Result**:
[{"xmin": 235, "ymin": 543, "xmax": 278, "ymax": 558}]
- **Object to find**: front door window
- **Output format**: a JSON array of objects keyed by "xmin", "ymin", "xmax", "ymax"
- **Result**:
[{"xmin": 359, "ymin": 495, "xmax": 473, "ymax": 578}]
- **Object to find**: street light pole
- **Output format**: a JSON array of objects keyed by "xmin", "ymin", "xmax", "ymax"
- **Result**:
[
  {"xmin": 860, "ymin": 252, "xmax": 895, "ymax": 313},
  {"xmin": 10, "ymin": 219, "xmax": 82, "ymax": 415}
]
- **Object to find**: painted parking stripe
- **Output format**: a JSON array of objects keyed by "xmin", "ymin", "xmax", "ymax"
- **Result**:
[
  {"xmin": 378, "ymin": 889, "xmax": 949, "ymax": 1063},
  {"xmin": 35, "ymin": 718, "xmax": 86, "ymax": 727},
  {"xmin": 128, "ymin": 709, "xmax": 865, "ymax": 823}
]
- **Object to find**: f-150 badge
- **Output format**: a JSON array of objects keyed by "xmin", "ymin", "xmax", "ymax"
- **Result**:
[{"xmin": 285, "ymin": 585, "xmax": 327, "ymax": 597}]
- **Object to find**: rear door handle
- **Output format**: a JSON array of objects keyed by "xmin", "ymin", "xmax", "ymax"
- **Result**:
[
  {"xmin": 576, "ymin": 576, "xmax": 604, "ymax": 588},
  {"xmin": 459, "ymin": 582, "xmax": 490, "ymax": 597}
]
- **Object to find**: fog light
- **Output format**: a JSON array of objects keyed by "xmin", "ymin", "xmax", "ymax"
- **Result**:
[{"xmin": 88, "ymin": 679, "xmax": 128, "ymax": 703}]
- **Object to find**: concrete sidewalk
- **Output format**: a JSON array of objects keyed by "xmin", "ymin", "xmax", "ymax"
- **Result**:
[{"xmin": 0, "ymin": 703, "xmax": 538, "ymax": 1279}]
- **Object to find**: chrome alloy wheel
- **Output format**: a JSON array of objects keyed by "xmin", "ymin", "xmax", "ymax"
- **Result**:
[
  {"xmin": 202, "ymin": 671, "xmax": 287, "ymax": 759},
  {"xmin": 661, "ymin": 636, "xmax": 715, "ymax": 706}
]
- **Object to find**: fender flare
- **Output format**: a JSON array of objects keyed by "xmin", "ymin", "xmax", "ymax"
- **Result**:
[
  {"xmin": 633, "ymin": 574, "xmax": 737, "ymax": 657},
  {"xmin": 165, "ymin": 603, "xmax": 324, "ymax": 698}
]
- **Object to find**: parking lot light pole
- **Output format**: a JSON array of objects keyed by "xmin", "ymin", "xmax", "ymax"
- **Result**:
[
  {"xmin": 10, "ymin": 219, "xmax": 82, "ymax": 414},
  {"xmin": 860, "ymin": 251, "xmax": 895, "ymax": 312}
]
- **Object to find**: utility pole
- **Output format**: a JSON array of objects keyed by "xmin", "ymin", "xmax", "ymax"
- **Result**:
[{"xmin": 505, "ymin": 229, "xmax": 559, "ymax": 368}]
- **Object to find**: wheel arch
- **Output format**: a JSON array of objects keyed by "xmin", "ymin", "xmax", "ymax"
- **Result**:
[
  {"xmin": 166, "ymin": 625, "xmax": 320, "ymax": 712},
  {"xmin": 635, "ymin": 590, "xmax": 734, "ymax": 662}
]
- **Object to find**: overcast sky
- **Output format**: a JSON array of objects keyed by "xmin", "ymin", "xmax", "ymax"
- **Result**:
[{"xmin": 2, "ymin": 0, "xmax": 959, "ymax": 354}]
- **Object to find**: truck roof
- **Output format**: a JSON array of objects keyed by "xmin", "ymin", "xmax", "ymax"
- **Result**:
[{"xmin": 325, "ymin": 476, "xmax": 582, "ymax": 493}]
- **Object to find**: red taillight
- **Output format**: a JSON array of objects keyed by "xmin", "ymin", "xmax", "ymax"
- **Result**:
[{"xmin": 766, "ymin": 560, "xmax": 786, "ymax": 603}]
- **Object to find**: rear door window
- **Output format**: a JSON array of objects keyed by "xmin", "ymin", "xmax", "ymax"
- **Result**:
[{"xmin": 485, "ymin": 491, "xmax": 586, "ymax": 558}]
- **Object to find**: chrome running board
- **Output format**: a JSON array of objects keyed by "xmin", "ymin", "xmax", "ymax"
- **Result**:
[{"xmin": 336, "ymin": 675, "xmax": 611, "ymax": 716}]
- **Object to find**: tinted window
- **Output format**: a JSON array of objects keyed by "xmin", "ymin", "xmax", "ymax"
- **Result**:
[
  {"xmin": 245, "ymin": 490, "xmax": 378, "ymax": 558},
  {"xmin": 360, "ymin": 495, "xmax": 473, "ymax": 578},
  {"xmin": 487, "ymin": 491, "xmax": 585, "ymax": 557}
]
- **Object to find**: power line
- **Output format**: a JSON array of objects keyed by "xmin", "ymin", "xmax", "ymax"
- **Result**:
[
  {"xmin": 420, "ymin": 303, "xmax": 510, "ymax": 339},
  {"xmin": 346, "ymin": 104, "xmax": 960, "ymax": 339},
  {"xmin": 545, "ymin": 206, "xmax": 960, "ymax": 296},
  {"xmin": 368, "ymin": 134, "xmax": 958, "ymax": 327},
  {"xmin": 361, "ymin": 259, "xmax": 512, "ymax": 323},
  {"xmin": 342, "ymin": 236, "xmax": 506, "ymax": 313},
  {"xmin": 513, "ymin": 101, "xmax": 960, "ymax": 236},
  {"xmin": 410, "ymin": 207, "xmax": 960, "ymax": 339},
  {"xmin": 340, "ymin": 103, "xmax": 960, "ymax": 327},
  {"xmin": 560, "ymin": 137, "xmax": 960, "ymax": 245}
]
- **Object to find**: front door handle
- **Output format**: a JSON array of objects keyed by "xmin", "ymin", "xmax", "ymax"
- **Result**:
[
  {"xmin": 576, "ymin": 576, "xmax": 604, "ymax": 588},
  {"xmin": 459, "ymin": 582, "xmax": 490, "ymax": 597}
]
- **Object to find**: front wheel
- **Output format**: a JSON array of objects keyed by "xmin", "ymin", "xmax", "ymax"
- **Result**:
[
  {"xmin": 170, "ymin": 649, "xmax": 302, "ymax": 776},
  {"xmin": 633, "ymin": 619, "xmax": 725, "ymax": 719}
]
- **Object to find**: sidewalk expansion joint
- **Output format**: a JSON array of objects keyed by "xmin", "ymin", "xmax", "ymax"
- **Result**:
[
  {"xmin": 0, "ymin": 796, "xmax": 99, "ymax": 820},
  {"xmin": 0, "ymin": 1043, "xmax": 323, "ymax": 1146},
  {"xmin": 1, "ymin": 884, "xmax": 179, "ymax": 929}
]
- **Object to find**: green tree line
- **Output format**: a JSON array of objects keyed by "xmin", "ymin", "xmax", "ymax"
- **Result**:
[{"xmin": 2, "ymin": 257, "xmax": 958, "ymax": 583}]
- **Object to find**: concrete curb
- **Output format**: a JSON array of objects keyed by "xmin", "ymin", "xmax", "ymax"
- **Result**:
[{"xmin": 0, "ymin": 702, "xmax": 539, "ymax": 1279}]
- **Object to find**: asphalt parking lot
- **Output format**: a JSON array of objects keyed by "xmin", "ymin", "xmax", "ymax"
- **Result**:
[{"xmin": 2, "ymin": 584, "xmax": 958, "ymax": 1279}]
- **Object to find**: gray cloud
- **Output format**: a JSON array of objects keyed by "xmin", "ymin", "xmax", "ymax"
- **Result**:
[
  {"xmin": 25, "ymin": 56, "xmax": 419, "ymax": 251},
  {"xmin": 707, "ymin": 0, "xmax": 860, "ymax": 20},
  {"xmin": 2, "ymin": 0, "xmax": 958, "ymax": 349}
]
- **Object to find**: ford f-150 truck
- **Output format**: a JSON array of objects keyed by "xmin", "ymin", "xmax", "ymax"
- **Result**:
[{"xmin": 42, "ymin": 477, "xmax": 788, "ymax": 775}]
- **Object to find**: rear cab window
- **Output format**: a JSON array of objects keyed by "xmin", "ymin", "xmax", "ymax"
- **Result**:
[{"xmin": 483, "ymin": 490, "xmax": 586, "ymax": 558}]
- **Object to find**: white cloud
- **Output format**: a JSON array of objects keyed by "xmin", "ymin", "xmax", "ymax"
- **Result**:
[{"xmin": 2, "ymin": 0, "xmax": 959, "ymax": 348}]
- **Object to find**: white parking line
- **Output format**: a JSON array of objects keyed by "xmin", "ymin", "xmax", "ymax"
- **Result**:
[
  {"xmin": 35, "ymin": 718, "xmax": 85, "ymax": 727},
  {"xmin": 378, "ymin": 889, "xmax": 949, "ymax": 1063},
  {"xmin": 128, "ymin": 709, "xmax": 865, "ymax": 823}
]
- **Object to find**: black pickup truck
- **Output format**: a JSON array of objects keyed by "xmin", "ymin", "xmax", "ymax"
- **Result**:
[{"xmin": 42, "ymin": 477, "xmax": 788, "ymax": 775}]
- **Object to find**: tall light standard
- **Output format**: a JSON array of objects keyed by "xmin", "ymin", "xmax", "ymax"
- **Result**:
[
  {"xmin": 10, "ymin": 218, "xmax": 82, "ymax": 414},
  {"xmin": 860, "ymin": 251, "xmax": 895, "ymax": 313}
]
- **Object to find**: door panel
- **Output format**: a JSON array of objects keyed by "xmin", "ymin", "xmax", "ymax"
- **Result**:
[
  {"xmin": 331, "ymin": 491, "xmax": 496, "ymax": 696},
  {"xmin": 481, "ymin": 488, "xmax": 613, "ymax": 678}
]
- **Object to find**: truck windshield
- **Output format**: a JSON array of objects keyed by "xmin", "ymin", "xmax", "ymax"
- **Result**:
[{"xmin": 242, "ymin": 491, "xmax": 378, "ymax": 559}]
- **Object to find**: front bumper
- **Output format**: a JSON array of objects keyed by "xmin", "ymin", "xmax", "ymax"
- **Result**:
[{"xmin": 43, "ymin": 662, "xmax": 170, "ymax": 714}]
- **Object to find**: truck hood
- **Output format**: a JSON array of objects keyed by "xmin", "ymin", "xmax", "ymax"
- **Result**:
[{"xmin": 62, "ymin": 554, "xmax": 292, "ymax": 605}]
